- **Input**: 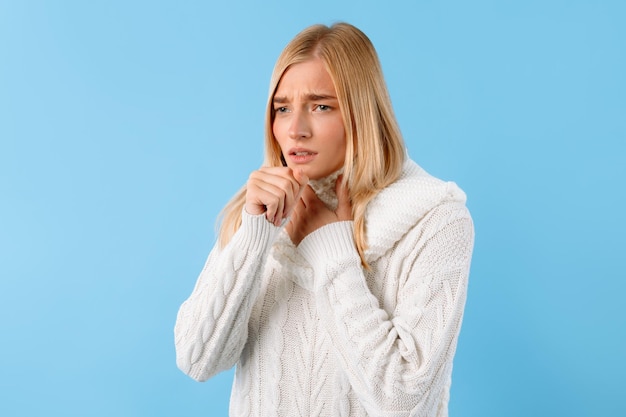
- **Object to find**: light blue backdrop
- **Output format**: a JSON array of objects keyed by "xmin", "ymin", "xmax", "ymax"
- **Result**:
[{"xmin": 1, "ymin": 1, "xmax": 624, "ymax": 416}]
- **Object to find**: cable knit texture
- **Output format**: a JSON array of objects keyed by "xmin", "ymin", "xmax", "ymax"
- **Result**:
[{"xmin": 175, "ymin": 159, "xmax": 474, "ymax": 417}]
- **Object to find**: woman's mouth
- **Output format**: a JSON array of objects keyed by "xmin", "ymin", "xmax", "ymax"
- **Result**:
[{"xmin": 288, "ymin": 149, "xmax": 317, "ymax": 164}]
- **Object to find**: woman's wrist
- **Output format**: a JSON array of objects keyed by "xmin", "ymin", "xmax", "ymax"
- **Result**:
[{"xmin": 297, "ymin": 221, "xmax": 357, "ymax": 266}]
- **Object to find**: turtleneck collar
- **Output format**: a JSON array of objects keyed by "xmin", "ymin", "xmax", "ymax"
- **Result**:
[{"xmin": 307, "ymin": 168, "xmax": 343, "ymax": 211}]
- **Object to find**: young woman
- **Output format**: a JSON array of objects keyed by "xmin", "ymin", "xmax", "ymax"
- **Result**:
[{"xmin": 175, "ymin": 22, "xmax": 474, "ymax": 417}]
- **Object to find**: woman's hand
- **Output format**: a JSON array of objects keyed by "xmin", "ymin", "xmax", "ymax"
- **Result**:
[
  {"xmin": 286, "ymin": 175, "xmax": 353, "ymax": 245},
  {"xmin": 245, "ymin": 167, "xmax": 309, "ymax": 226}
]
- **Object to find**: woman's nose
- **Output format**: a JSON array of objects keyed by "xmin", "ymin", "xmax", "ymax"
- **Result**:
[{"xmin": 287, "ymin": 111, "xmax": 312, "ymax": 140}]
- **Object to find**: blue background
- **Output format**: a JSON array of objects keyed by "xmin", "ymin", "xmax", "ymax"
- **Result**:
[{"xmin": 1, "ymin": 1, "xmax": 624, "ymax": 416}]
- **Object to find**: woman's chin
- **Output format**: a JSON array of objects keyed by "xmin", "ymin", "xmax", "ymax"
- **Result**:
[
  {"xmin": 286, "ymin": 163, "xmax": 343, "ymax": 181},
  {"xmin": 305, "ymin": 167, "xmax": 344, "ymax": 182},
  {"xmin": 302, "ymin": 169, "xmax": 327, "ymax": 181}
]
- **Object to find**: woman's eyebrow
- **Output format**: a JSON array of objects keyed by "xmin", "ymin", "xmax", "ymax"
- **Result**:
[
  {"xmin": 305, "ymin": 93, "xmax": 337, "ymax": 101},
  {"xmin": 273, "ymin": 93, "xmax": 337, "ymax": 103}
]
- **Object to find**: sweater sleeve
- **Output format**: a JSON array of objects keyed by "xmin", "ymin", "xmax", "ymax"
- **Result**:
[
  {"xmin": 174, "ymin": 210, "xmax": 280, "ymax": 382},
  {"xmin": 297, "ymin": 202, "xmax": 474, "ymax": 415}
]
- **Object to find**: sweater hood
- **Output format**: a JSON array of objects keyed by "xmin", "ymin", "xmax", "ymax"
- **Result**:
[{"xmin": 362, "ymin": 158, "xmax": 467, "ymax": 263}]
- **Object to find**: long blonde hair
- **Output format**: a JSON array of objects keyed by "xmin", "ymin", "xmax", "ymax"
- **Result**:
[{"xmin": 218, "ymin": 22, "xmax": 406, "ymax": 266}]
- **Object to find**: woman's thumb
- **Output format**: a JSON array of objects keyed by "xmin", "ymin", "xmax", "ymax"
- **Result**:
[{"xmin": 294, "ymin": 168, "xmax": 309, "ymax": 187}]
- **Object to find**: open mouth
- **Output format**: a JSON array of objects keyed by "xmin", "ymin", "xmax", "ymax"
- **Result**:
[{"xmin": 288, "ymin": 149, "xmax": 317, "ymax": 164}]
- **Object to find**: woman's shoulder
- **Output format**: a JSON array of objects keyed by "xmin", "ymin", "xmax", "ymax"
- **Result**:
[
  {"xmin": 387, "ymin": 158, "xmax": 467, "ymax": 205},
  {"xmin": 364, "ymin": 158, "xmax": 470, "ymax": 262}
]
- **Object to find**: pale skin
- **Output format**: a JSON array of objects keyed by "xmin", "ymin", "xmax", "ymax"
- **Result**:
[{"xmin": 244, "ymin": 58, "xmax": 352, "ymax": 245}]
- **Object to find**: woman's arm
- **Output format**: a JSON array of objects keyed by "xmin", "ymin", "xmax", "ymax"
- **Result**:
[
  {"xmin": 297, "ymin": 202, "xmax": 474, "ymax": 415},
  {"xmin": 175, "ymin": 167, "xmax": 308, "ymax": 381},
  {"xmin": 174, "ymin": 211, "xmax": 279, "ymax": 381}
]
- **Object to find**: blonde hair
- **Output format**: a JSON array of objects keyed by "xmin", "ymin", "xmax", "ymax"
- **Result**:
[{"xmin": 218, "ymin": 22, "xmax": 406, "ymax": 267}]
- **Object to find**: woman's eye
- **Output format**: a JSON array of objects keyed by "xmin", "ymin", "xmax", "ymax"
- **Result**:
[
  {"xmin": 275, "ymin": 107, "xmax": 288, "ymax": 113},
  {"xmin": 316, "ymin": 104, "xmax": 330, "ymax": 111}
]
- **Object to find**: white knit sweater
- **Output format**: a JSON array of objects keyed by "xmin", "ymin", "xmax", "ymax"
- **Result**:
[{"xmin": 175, "ymin": 159, "xmax": 474, "ymax": 417}]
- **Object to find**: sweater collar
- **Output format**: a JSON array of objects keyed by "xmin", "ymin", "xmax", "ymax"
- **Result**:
[
  {"xmin": 307, "ymin": 159, "xmax": 467, "ymax": 263},
  {"xmin": 363, "ymin": 159, "xmax": 467, "ymax": 262}
]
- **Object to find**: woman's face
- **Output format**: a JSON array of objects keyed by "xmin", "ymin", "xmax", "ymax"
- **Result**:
[{"xmin": 272, "ymin": 58, "xmax": 346, "ymax": 180}]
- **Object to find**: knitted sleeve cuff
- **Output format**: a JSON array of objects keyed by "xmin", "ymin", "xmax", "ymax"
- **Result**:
[
  {"xmin": 297, "ymin": 221, "xmax": 358, "ymax": 267},
  {"xmin": 230, "ymin": 209, "xmax": 280, "ymax": 253}
]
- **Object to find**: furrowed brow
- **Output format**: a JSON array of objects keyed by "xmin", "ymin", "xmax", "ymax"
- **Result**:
[
  {"xmin": 272, "ymin": 93, "xmax": 337, "ymax": 104},
  {"xmin": 306, "ymin": 93, "xmax": 337, "ymax": 101}
]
